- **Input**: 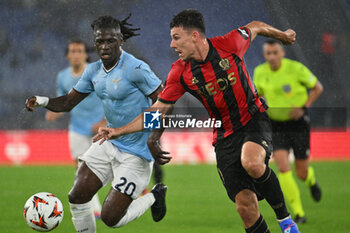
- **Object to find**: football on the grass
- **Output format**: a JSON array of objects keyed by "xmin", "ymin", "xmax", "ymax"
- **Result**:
[{"xmin": 24, "ymin": 192, "xmax": 64, "ymax": 232}]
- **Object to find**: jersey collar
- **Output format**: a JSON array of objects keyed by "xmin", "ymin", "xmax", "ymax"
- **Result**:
[
  {"xmin": 102, "ymin": 50, "xmax": 124, "ymax": 73},
  {"xmin": 190, "ymin": 39, "xmax": 214, "ymax": 66}
]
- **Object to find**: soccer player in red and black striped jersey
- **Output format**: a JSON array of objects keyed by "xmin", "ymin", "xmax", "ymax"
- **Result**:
[{"xmin": 94, "ymin": 9, "xmax": 300, "ymax": 233}]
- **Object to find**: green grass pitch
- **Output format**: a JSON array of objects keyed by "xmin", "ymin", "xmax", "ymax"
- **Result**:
[{"xmin": 0, "ymin": 162, "xmax": 349, "ymax": 233}]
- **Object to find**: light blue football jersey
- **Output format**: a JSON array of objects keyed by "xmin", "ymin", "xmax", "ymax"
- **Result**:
[
  {"xmin": 57, "ymin": 67, "xmax": 105, "ymax": 136},
  {"xmin": 74, "ymin": 51, "xmax": 162, "ymax": 162}
]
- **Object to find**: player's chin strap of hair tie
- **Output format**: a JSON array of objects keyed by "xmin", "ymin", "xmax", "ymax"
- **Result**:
[{"xmin": 35, "ymin": 96, "xmax": 49, "ymax": 107}]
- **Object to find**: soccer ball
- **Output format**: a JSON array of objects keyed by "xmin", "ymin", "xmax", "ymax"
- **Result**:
[{"xmin": 23, "ymin": 192, "xmax": 64, "ymax": 232}]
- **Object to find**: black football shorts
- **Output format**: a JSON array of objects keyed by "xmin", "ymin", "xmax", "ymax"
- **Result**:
[
  {"xmin": 214, "ymin": 112, "xmax": 273, "ymax": 202},
  {"xmin": 270, "ymin": 115, "xmax": 310, "ymax": 159}
]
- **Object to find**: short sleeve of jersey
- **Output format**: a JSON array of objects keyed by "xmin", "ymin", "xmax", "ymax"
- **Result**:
[
  {"xmin": 157, "ymin": 63, "xmax": 186, "ymax": 104},
  {"xmin": 296, "ymin": 62, "xmax": 317, "ymax": 89},
  {"xmin": 129, "ymin": 63, "xmax": 162, "ymax": 96},
  {"xmin": 210, "ymin": 27, "xmax": 251, "ymax": 59},
  {"xmin": 73, "ymin": 64, "xmax": 94, "ymax": 93},
  {"xmin": 56, "ymin": 72, "xmax": 65, "ymax": 96}
]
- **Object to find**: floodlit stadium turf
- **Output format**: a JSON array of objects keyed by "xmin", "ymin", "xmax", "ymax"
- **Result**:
[{"xmin": 0, "ymin": 162, "xmax": 349, "ymax": 233}]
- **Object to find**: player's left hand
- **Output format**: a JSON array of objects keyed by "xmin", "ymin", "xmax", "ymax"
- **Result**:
[
  {"xmin": 147, "ymin": 139, "xmax": 172, "ymax": 165},
  {"xmin": 289, "ymin": 106, "xmax": 305, "ymax": 120},
  {"xmin": 93, "ymin": 127, "xmax": 122, "ymax": 145}
]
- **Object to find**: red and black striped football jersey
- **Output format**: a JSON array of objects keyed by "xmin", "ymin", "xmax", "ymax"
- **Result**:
[{"xmin": 158, "ymin": 27, "xmax": 267, "ymax": 144}]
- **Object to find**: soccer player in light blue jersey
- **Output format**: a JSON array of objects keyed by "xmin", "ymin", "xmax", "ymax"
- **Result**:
[
  {"xmin": 26, "ymin": 15, "xmax": 167, "ymax": 233},
  {"xmin": 45, "ymin": 39, "xmax": 105, "ymax": 219}
]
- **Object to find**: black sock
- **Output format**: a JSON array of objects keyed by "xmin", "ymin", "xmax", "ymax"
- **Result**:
[
  {"xmin": 153, "ymin": 162, "xmax": 163, "ymax": 184},
  {"xmin": 254, "ymin": 167, "xmax": 289, "ymax": 220},
  {"xmin": 245, "ymin": 214, "xmax": 270, "ymax": 233}
]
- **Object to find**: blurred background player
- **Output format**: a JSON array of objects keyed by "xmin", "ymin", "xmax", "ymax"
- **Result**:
[
  {"xmin": 45, "ymin": 39, "xmax": 105, "ymax": 218},
  {"xmin": 26, "ymin": 15, "xmax": 167, "ymax": 233},
  {"xmin": 253, "ymin": 39, "xmax": 323, "ymax": 223}
]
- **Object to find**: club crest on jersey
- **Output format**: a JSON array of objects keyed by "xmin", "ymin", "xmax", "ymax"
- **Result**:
[
  {"xmin": 192, "ymin": 76, "xmax": 199, "ymax": 84},
  {"xmin": 219, "ymin": 58, "xmax": 231, "ymax": 71}
]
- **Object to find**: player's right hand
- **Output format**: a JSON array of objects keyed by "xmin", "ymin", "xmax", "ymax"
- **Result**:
[
  {"xmin": 147, "ymin": 139, "xmax": 172, "ymax": 165},
  {"xmin": 93, "ymin": 127, "xmax": 123, "ymax": 145},
  {"xmin": 281, "ymin": 29, "xmax": 296, "ymax": 45},
  {"xmin": 25, "ymin": 96, "xmax": 38, "ymax": 112}
]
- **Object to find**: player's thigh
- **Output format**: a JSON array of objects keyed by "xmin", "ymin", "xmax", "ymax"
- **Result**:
[
  {"xmin": 101, "ymin": 188, "xmax": 133, "ymax": 226},
  {"xmin": 241, "ymin": 142, "xmax": 266, "ymax": 169},
  {"xmin": 273, "ymin": 149, "xmax": 291, "ymax": 173},
  {"xmin": 215, "ymin": 133, "xmax": 263, "ymax": 203},
  {"xmin": 241, "ymin": 112, "xmax": 273, "ymax": 177},
  {"xmin": 111, "ymin": 150, "xmax": 154, "ymax": 200},
  {"xmin": 69, "ymin": 141, "xmax": 115, "ymax": 203},
  {"xmin": 69, "ymin": 162, "xmax": 103, "ymax": 203},
  {"xmin": 68, "ymin": 131, "xmax": 92, "ymax": 160}
]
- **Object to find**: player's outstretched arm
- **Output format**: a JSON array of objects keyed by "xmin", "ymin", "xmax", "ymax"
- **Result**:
[
  {"xmin": 245, "ymin": 21, "xmax": 296, "ymax": 45},
  {"xmin": 147, "ymin": 105, "xmax": 174, "ymax": 165},
  {"xmin": 93, "ymin": 100, "xmax": 173, "ymax": 145},
  {"xmin": 25, "ymin": 89, "xmax": 89, "ymax": 112},
  {"xmin": 146, "ymin": 85, "xmax": 173, "ymax": 164}
]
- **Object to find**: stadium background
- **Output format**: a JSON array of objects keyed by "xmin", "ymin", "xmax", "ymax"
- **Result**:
[{"xmin": 0, "ymin": 0, "xmax": 350, "ymax": 233}]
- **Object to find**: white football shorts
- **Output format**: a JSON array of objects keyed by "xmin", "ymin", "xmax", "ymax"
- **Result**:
[
  {"xmin": 68, "ymin": 131, "xmax": 92, "ymax": 160},
  {"xmin": 79, "ymin": 140, "xmax": 153, "ymax": 199}
]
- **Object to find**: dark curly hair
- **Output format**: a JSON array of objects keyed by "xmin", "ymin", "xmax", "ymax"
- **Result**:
[
  {"xmin": 91, "ymin": 14, "xmax": 140, "ymax": 41},
  {"xmin": 170, "ymin": 9, "xmax": 205, "ymax": 34}
]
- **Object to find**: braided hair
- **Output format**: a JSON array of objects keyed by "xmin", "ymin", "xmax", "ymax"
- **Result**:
[{"xmin": 91, "ymin": 14, "xmax": 140, "ymax": 41}]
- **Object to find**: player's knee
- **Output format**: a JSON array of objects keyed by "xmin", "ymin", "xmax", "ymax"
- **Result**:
[
  {"xmin": 68, "ymin": 189, "xmax": 90, "ymax": 204},
  {"xmin": 68, "ymin": 190, "xmax": 78, "ymax": 204},
  {"xmin": 242, "ymin": 160, "xmax": 264, "ymax": 178},
  {"xmin": 101, "ymin": 209, "xmax": 122, "ymax": 228},
  {"xmin": 101, "ymin": 212, "xmax": 118, "ymax": 227}
]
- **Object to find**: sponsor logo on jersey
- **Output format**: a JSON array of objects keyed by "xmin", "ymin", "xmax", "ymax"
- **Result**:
[{"xmin": 195, "ymin": 72, "xmax": 237, "ymax": 97}]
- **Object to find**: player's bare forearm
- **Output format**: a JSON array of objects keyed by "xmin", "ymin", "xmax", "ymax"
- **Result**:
[
  {"xmin": 148, "ymin": 105, "xmax": 173, "ymax": 164},
  {"xmin": 245, "ymin": 21, "xmax": 296, "ymax": 45},
  {"xmin": 93, "ymin": 100, "xmax": 173, "ymax": 144},
  {"xmin": 304, "ymin": 81, "xmax": 323, "ymax": 108},
  {"xmin": 46, "ymin": 89, "xmax": 88, "ymax": 112},
  {"xmin": 148, "ymin": 104, "xmax": 173, "ymax": 142},
  {"xmin": 25, "ymin": 89, "xmax": 88, "ymax": 112}
]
